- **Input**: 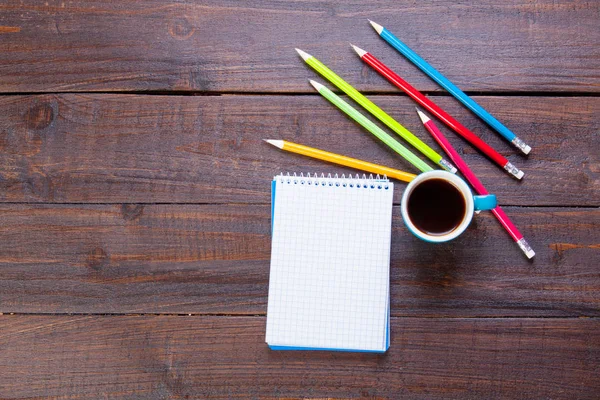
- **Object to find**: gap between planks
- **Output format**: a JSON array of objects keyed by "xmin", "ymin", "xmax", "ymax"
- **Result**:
[
  {"xmin": 0, "ymin": 202, "xmax": 597, "ymax": 208},
  {"xmin": 0, "ymin": 313, "xmax": 597, "ymax": 319},
  {"xmin": 0, "ymin": 90, "xmax": 600, "ymax": 97}
]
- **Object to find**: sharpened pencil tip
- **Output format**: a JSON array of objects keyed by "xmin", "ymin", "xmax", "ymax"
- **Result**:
[
  {"xmin": 416, "ymin": 108, "xmax": 430, "ymax": 124},
  {"xmin": 351, "ymin": 44, "xmax": 367, "ymax": 58},
  {"xmin": 295, "ymin": 48, "xmax": 311, "ymax": 61},
  {"xmin": 309, "ymin": 80, "xmax": 324, "ymax": 91},
  {"xmin": 264, "ymin": 139, "xmax": 284, "ymax": 149},
  {"xmin": 368, "ymin": 19, "xmax": 384, "ymax": 34}
]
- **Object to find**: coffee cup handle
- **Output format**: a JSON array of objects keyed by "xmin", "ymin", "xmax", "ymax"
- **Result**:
[{"xmin": 473, "ymin": 194, "xmax": 497, "ymax": 211}]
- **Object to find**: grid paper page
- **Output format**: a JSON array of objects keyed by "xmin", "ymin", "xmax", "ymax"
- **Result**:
[{"xmin": 266, "ymin": 174, "xmax": 393, "ymax": 352}]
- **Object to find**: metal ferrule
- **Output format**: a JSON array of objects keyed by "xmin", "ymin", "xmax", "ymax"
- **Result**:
[
  {"xmin": 511, "ymin": 136, "xmax": 532, "ymax": 155},
  {"xmin": 517, "ymin": 238, "xmax": 535, "ymax": 259},
  {"xmin": 439, "ymin": 159, "xmax": 458, "ymax": 174},
  {"xmin": 504, "ymin": 162, "xmax": 524, "ymax": 180}
]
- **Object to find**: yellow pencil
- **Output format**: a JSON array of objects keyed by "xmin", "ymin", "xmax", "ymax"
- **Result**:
[{"xmin": 264, "ymin": 139, "xmax": 416, "ymax": 183}]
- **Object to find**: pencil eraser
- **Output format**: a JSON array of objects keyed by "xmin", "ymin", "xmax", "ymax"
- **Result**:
[
  {"xmin": 512, "ymin": 137, "xmax": 532, "ymax": 155},
  {"xmin": 439, "ymin": 159, "xmax": 457, "ymax": 174},
  {"xmin": 525, "ymin": 248, "xmax": 536, "ymax": 259},
  {"xmin": 504, "ymin": 162, "xmax": 524, "ymax": 180},
  {"xmin": 517, "ymin": 238, "xmax": 535, "ymax": 259}
]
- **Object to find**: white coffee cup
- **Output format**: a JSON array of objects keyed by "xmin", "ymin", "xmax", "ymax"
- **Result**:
[{"xmin": 401, "ymin": 171, "xmax": 497, "ymax": 243}]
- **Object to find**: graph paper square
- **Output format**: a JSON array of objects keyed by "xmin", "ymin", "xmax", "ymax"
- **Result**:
[{"xmin": 266, "ymin": 174, "xmax": 393, "ymax": 352}]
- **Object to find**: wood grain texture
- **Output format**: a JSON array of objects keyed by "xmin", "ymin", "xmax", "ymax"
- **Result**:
[
  {"xmin": 0, "ymin": 0, "xmax": 598, "ymax": 93},
  {"xmin": 1, "ymin": 1, "xmax": 597, "ymax": 397},
  {"xmin": 0, "ymin": 204, "xmax": 598, "ymax": 316},
  {"xmin": 0, "ymin": 94, "xmax": 597, "ymax": 205},
  {"xmin": 0, "ymin": 315, "xmax": 598, "ymax": 399}
]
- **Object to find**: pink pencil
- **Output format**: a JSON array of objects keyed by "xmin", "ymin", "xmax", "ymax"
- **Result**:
[{"xmin": 416, "ymin": 108, "xmax": 535, "ymax": 258}]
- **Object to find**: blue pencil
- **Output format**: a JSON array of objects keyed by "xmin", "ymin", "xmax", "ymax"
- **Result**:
[{"xmin": 369, "ymin": 20, "xmax": 532, "ymax": 155}]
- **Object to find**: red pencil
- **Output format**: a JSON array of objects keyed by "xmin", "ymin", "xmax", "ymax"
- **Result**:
[
  {"xmin": 351, "ymin": 44, "xmax": 524, "ymax": 181},
  {"xmin": 417, "ymin": 109, "xmax": 534, "ymax": 258}
]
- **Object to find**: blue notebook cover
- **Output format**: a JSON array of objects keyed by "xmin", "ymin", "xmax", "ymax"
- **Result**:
[{"xmin": 266, "ymin": 174, "xmax": 393, "ymax": 353}]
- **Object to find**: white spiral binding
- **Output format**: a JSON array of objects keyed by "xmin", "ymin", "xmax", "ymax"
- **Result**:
[{"xmin": 276, "ymin": 172, "xmax": 390, "ymax": 190}]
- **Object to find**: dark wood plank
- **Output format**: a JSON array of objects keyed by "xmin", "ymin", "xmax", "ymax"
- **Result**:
[
  {"xmin": 0, "ymin": 1, "xmax": 598, "ymax": 93},
  {"xmin": 0, "ymin": 94, "xmax": 597, "ymax": 205},
  {"xmin": 0, "ymin": 315, "xmax": 597, "ymax": 399},
  {"xmin": 0, "ymin": 204, "xmax": 598, "ymax": 316}
]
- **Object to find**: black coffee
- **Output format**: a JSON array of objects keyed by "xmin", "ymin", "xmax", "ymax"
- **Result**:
[{"xmin": 407, "ymin": 178, "xmax": 466, "ymax": 236}]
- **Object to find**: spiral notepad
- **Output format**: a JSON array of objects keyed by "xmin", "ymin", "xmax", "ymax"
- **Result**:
[{"xmin": 266, "ymin": 173, "xmax": 393, "ymax": 352}]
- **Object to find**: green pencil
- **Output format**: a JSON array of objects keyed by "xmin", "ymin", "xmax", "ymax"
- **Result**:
[
  {"xmin": 297, "ymin": 48, "xmax": 456, "ymax": 173},
  {"xmin": 310, "ymin": 80, "xmax": 433, "ymax": 173}
]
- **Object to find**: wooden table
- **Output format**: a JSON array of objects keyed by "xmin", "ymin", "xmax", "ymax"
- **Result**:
[{"xmin": 0, "ymin": 1, "xmax": 598, "ymax": 398}]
